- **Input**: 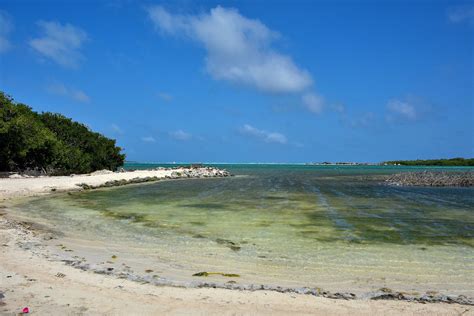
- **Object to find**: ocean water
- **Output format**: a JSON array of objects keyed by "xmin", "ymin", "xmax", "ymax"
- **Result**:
[{"xmin": 11, "ymin": 164, "xmax": 474, "ymax": 296}]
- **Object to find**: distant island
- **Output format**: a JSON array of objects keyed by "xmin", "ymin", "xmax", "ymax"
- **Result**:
[
  {"xmin": 306, "ymin": 158, "xmax": 474, "ymax": 166},
  {"xmin": 383, "ymin": 158, "xmax": 474, "ymax": 166},
  {"xmin": 306, "ymin": 162, "xmax": 377, "ymax": 166},
  {"xmin": 0, "ymin": 91, "xmax": 125, "ymax": 175}
]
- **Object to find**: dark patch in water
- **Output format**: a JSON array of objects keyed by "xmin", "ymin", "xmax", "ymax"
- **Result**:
[
  {"xmin": 180, "ymin": 203, "xmax": 227, "ymax": 210},
  {"xmin": 263, "ymin": 196, "xmax": 287, "ymax": 201},
  {"xmin": 216, "ymin": 238, "xmax": 242, "ymax": 251},
  {"xmin": 189, "ymin": 221, "xmax": 205, "ymax": 226},
  {"xmin": 101, "ymin": 210, "xmax": 147, "ymax": 223}
]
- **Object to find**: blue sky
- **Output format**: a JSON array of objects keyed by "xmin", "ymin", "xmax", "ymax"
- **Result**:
[{"xmin": 0, "ymin": 0, "xmax": 473, "ymax": 163}]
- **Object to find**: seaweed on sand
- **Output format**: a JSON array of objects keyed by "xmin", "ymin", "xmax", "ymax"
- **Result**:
[{"xmin": 192, "ymin": 272, "xmax": 240, "ymax": 277}]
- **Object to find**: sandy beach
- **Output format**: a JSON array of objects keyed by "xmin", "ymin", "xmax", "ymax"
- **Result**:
[
  {"xmin": 0, "ymin": 215, "xmax": 472, "ymax": 315},
  {"xmin": 0, "ymin": 170, "xmax": 472, "ymax": 315},
  {"xmin": 0, "ymin": 168, "xmax": 224, "ymax": 201}
]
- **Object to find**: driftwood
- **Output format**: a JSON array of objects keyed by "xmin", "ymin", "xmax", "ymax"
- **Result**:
[{"xmin": 385, "ymin": 171, "xmax": 474, "ymax": 187}]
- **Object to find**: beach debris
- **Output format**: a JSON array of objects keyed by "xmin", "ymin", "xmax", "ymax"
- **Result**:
[
  {"xmin": 22, "ymin": 307, "xmax": 29, "ymax": 314},
  {"xmin": 55, "ymin": 272, "xmax": 66, "ymax": 278},
  {"xmin": 90, "ymin": 169, "xmax": 114, "ymax": 176},
  {"xmin": 111, "ymin": 255, "xmax": 117, "ymax": 259},
  {"xmin": 215, "ymin": 238, "xmax": 242, "ymax": 252},
  {"xmin": 145, "ymin": 269, "xmax": 154, "ymax": 273},
  {"xmin": 76, "ymin": 183, "xmax": 92, "ymax": 190},
  {"xmin": 193, "ymin": 272, "xmax": 240, "ymax": 277}
]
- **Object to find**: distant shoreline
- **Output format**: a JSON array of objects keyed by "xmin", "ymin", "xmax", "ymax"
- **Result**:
[{"xmin": 123, "ymin": 161, "xmax": 474, "ymax": 167}]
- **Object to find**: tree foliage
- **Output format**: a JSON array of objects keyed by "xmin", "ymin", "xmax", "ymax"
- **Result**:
[
  {"xmin": 384, "ymin": 158, "xmax": 474, "ymax": 166},
  {"xmin": 0, "ymin": 91, "xmax": 125, "ymax": 174}
]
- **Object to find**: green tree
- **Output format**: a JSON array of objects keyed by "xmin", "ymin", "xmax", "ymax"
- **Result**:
[{"xmin": 0, "ymin": 91, "xmax": 125, "ymax": 175}]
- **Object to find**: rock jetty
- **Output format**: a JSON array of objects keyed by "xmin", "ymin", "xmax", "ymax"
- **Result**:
[
  {"xmin": 77, "ymin": 166, "xmax": 232, "ymax": 190},
  {"xmin": 168, "ymin": 166, "xmax": 231, "ymax": 179},
  {"xmin": 385, "ymin": 171, "xmax": 474, "ymax": 187}
]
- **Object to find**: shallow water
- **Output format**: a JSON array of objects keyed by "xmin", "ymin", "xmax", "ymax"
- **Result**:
[{"xmin": 10, "ymin": 165, "xmax": 474, "ymax": 296}]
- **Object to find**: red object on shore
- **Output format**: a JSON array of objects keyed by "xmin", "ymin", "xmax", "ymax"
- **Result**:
[{"xmin": 22, "ymin": 307, "xmax": 29, "ymax": 314}]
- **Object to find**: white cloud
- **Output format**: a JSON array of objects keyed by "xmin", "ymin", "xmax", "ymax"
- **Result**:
[
  {"xmin": 46, "ymin": 82, "xmax": 90, "ymax": 103},
  {"xmin": 147, "ymin": 6, "xmax": 312, "ymax": 94},
  {"xmin": 448, "ymin": 5, "xmax": 474, "ymax": 23},
  {"xmin": 386, "ymin": 99, "xmax": 417, "ymax": 121},
  {"xmin": 157, "ymin": 92, "xmax": 173, "ymax": 102},
  {"xmin": 0, "ymin": 11, "xmax": 13, "ymax": 53},
  {"xmin": 141, "ymin": 136, "xmax": 156, "ymax": 143},
  {"xmin": 169, "ymin": 129, "xmax": 192, "ymax": 141},
  {"xmin": 302, "ymin": 93, "xmax": 325, "ymax": 114},
  {"xmin": 30, "ymin": 21, "xmax": 87, "ymax": 68},
  {"xmin": 71, "ymin": 90, "xmax": 90, "ymax": 103},
  {"xmin": 239, "ymin": 124, "xmax": 287, "ymax": 144},
  {"xmin": 111, "ymin": 124, "xmax": 123, "ymax": 135}
]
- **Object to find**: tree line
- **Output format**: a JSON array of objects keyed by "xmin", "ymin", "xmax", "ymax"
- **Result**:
[
  {"xmin": 384, "ymin": 158, "xmax": 474, "ymax": 166},
  {"xmin": 0, "ymin": 91, "xmax": 125, "ymax": 175}
]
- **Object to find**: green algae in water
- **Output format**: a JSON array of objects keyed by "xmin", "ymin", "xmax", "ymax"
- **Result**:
[{"xmin": 11, "ymin": 165, "xmax": 474, "ymax": 295}]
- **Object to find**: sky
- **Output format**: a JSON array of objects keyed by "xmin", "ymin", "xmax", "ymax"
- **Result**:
[{"xmin": 0, "ymin": 0, "xmax": 473, "ymax": 163}]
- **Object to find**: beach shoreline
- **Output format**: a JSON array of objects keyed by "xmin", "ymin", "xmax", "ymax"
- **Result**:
[
  {"xmin": 0, "ymin": 167, "xmax": 231, "ymax": 201},
  {"xmin": 0, "ymin": 169, "xmax": 473, "ymax": 315}
]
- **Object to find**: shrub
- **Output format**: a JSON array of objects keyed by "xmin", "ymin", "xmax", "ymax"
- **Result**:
[{"xmin": 0, "ymin": 91, "xmax": 125, "ymax": 175}]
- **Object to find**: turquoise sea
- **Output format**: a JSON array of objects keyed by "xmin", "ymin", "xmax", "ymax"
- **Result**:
[{"xmin": 11, "ymin": 164, "xmax": 474, "ymax": 296}]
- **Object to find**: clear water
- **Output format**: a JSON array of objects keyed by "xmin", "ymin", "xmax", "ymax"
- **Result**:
[{"xmin": 11, "ymin": 165, "xmax": 474, "ymax": 296}]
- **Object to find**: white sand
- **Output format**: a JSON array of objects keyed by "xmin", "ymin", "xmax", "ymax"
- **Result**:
[
  {"xmin": 0, "ymin": 169, "xmax": 182, "ymax": 200},
  {"xmin": 0, "ymin": 171, "xmax": 472, "ymax": 315}
]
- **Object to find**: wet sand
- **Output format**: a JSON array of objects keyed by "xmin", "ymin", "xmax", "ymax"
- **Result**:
[{"xmin": 0, "ymin": 215, "xmax": 472, "ymax": 315}]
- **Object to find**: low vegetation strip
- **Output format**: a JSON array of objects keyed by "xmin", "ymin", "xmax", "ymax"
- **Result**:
[
  {"xmin": 385, "ymin": 171, "xmax": 474, "ymax": 187},
  {"xmin": 383, "ymin": 158, "xmax": 474, "ymax": 166}
]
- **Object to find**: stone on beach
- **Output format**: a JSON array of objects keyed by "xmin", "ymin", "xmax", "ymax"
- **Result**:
[{"xmin": 385, "ymin": 171, "xmax": 474, "ymax": 187}]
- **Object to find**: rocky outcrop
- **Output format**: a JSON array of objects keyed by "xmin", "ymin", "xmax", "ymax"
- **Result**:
[
  {"xmin": 76, "ymin": 167, "xmax": 232, "ymax": 190},
  {"xmin": 385, "ymin": 171, "xmax": 474, "ymax": 187},
  {"xmin": 168, "ymin": 167, "xmax": 231, "ymax": 179}
]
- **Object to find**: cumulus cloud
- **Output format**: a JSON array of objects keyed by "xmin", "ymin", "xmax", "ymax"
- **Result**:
[
  {"xmin": 169, "ymin": 129, "xmax": 192, "ymax": 141},
  {"xmin": 46, "ymin": 82, "xmax": 90, "ymax": 103},
  {"xmin": 147, "ymin": 6, "xmax": 312, "ymax": 94},
  {"xmin": 30, "ymin": 21, "xmax": 88, "ymax": 68},
  {"xmin": 0, "ymin": 11, "xmax": 13, "ymax": 53},
  {"xmin": 386, "ymin": 99, "xmax": 417, "ymax": 121},
  {"xmin": 141, "ymin": 136, "xmax": 156, "ymax": 143},
  {"xmin": 239, "ymin": 124, "xmax": 287, "ymax": 144},
  {"xmin": 302, "ymin": 93, "xmax": 325, "ymax": 114},
  {"xmin": 448, "ymin": 5, "xmax": 474, "ymax": 23}
]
